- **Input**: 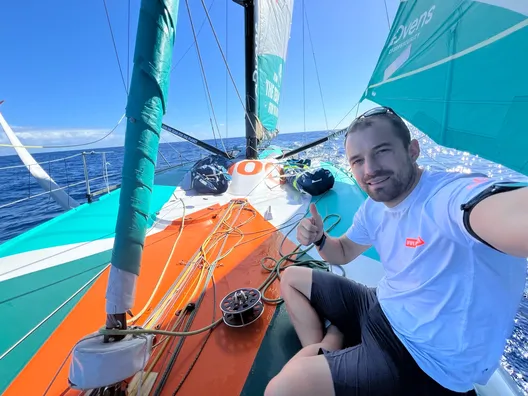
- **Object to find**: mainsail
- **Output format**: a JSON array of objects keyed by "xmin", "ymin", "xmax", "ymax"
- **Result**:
[
  {"xmin": 254, "ymin": 0, "xmax": 294, "ymax": 141},
  {"xmin": 362, "ymin": 0, "xmax": 528, "ymax": 176}
]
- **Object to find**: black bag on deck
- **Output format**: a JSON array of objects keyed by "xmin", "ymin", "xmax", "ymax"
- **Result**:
[
  {"xmin": 191, "ymin": 163, "xmax": 229, "ymax": 194},
  {"xmin": 295, "ymin": 168, "xmax": 334, "ymax": 196}
]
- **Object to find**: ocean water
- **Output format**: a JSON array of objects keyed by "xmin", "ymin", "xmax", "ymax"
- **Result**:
[{"xmin": 1, "ymin": 130, "xmax": 527, "ymax": 392}]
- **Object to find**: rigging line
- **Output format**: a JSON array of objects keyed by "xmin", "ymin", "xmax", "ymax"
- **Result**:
[
  {"xmin": 0, "ymin": 174, "xmax": 118, "ymax": 209},
  {"xmin": 383, "ymin": 0, "xmax": 391, "ymax": 30},
  {"xmin": 0, "ymin": 263, "xmax": 108, "ymax": 305},
  {"xmin": 208, "ymin": 117, "xmax": 219, "ymax": 148},
  {"xmin": 99, "ymin": 208, "xmax": 340, "ymax": 339},
  {"xmin": 304, "ymin": 5, "xmax": 329, "ymax": 132},
  {"xmin": 143, "ymin": 202, "xmax": 248, "ymax": 329},
  {"xmin": 171, "ymin": 275, "xmax": 216, "ymax": 395},
  {"xmin": 159, "ymin": 134, "xmax": 193, "ymax": 163},
  {"xmin": 128, "ymin": 197, "xmax": 186, "ymax": 325},
  {"xmin": 158, "ymin": 149, "xmax": 172, "ymax": 167},
  {"xmin": 0, "ymin": 114, "xmax": 125, "ymax": 150},
  {"xmin": 102, "ymin": 196, "xmax": 313, "ymax": 337},
  {"xmin": 155, "ymin": 297, "xmax": 202, "ymax": 393},
  {"xmin": 225, "ymin": 0, "xmax": 228, "ymax": 140},
  {"xmin": 102, "ymin": 207, "xmax": 249, "ymax": 339},
  {"xmin": 170, "ymin": 0, "xmax": 216, "ymax": 73},
  {"xmin": 159, "ymin": 211, "xmax": 232, "ymax": 394},
  {"xmin": 42, "ymin": 334, "xmax": 101, "ymax": 396},
  {"xmin": 127, "ymin": 0, "xmax": 131, "ymax": 92},
  {"xmin": 331, "ymin": 101, "xmax": 360, "ymax": 131},
  {"xmin": 102, "ymin": 0, "xmax": 128, "ymax": 95},
  {"xmin": 0, "ymin": 153, "xmax": 85, "ymax": 171},
  {"xmin": 198, "ymin": 0, "xmax": 257, "ymax": 136},
  {"xmin": 144, "ymin": 309, "xmax": 188, "ymax": 376},
  {"xmin": 134, "ymin": 206, "xmax": 262, "ymax": 329},
  {"xmin": 141, "ymin": 202, "xmax": 238, "ymax": 328},
  {"xmin": 184, "ymin": 0, "xmax": 226, "ymax": 152},
  {"xmin": 0, "ymin": 265, "xmax": 109, "ymax": 362},
  {"xmin": 302, "ymin": 0, "xmax": 306, "ymax": 133}
]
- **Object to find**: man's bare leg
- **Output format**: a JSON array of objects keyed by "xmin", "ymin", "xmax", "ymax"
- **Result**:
[
  {"xmin": 278, "ymin": 267, "xmax": 344, "ymax": 376},
  {"xmin": 280, "ymin": 267, "xmax": 325, "ymax": 346},
  {"xmin": 264, "ymin": 354, "xmax": 335, "ymax": 396},
  {"xmin": 281, "ymin": 324, "xmax": 343, "ymax": 372}
]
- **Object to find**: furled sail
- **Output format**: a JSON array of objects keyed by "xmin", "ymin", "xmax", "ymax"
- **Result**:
[
  {"xmin": 362, "ymin": 0, "xmax": 528, "ymax": 176},
  {"xmin": 105, "ymin": 0, "xmax": 179, "ymax": 318},
  {"xmin": 254, "ymin": 0, "xmax": 294, "ymax": 141}
]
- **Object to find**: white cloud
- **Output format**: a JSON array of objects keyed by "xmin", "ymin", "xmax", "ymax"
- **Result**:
[{"xmin": 0, "ymin": 124, "xmax": 126, "ymax": 156}]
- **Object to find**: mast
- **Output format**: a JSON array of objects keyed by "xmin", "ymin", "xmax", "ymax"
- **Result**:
[
  {"xmin": 104, "ymin": 0, "xmax": 180, "ymax": 337},
  {"xmin": 234, "ymin": 0, "xmax": 258, "ymax": 159}
]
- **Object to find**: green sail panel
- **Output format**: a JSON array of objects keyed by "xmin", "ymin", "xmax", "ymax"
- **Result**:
[
  {"xmin": 363, "ymin": 0, "xmax": 528, "ymax": 176},
  {"xmin": 255, "ymin": 0, "xmax": 294, "ymax": 140}
]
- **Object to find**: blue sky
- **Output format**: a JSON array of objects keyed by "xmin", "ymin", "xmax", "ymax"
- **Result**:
[{"xmin": 0, "ymin": 0, "xmax": 398, "ymax": 152}]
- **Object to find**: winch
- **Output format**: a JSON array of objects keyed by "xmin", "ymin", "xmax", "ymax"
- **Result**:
[{"xmin": 220, "ymin": 287, "xmax": 264, "ymax": 328}]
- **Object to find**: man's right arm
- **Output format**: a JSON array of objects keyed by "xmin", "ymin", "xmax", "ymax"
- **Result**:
[
  {"xmin": 298, "ymin": 203, "xmax": 371, "ymax": 265},
  {"xmin": 316, "ymin": 234, "xmax": 370, "ymax": 265}
]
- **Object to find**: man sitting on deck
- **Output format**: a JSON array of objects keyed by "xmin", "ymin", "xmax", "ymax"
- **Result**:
[{"xmin": 264, "ymin": 107, "xmax": 528, "ymax": 396}]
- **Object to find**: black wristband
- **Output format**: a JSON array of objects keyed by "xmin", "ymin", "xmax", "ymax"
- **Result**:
[
  {"xmin": 314, "ymin": 232, "xmax": 326, "ymax": 249},
  {"xmin": 460, "ymin": 181, "xmax": 526, "ymax": 253}
]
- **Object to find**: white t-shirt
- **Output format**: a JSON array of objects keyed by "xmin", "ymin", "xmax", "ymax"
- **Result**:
[{"xmin": 346, "ymin": 170, "xmax": 527, "ymax": 392}]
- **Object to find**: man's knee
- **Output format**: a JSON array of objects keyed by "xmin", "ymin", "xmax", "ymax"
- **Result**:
[
  {"xmin": 264, "ymin": 356, "xmax": 335, "ymax": 396},
  {"xmin": 281, "ymin": 266, "xmax": 313, "ymax": 300},
  {"xmin": 264, "ymin": 376, "xmax": 282, "ymax": 396}
]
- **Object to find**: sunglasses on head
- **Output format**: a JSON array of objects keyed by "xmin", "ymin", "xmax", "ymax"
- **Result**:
[
  {"xmin": 358, "ymin": 106, "xmax": 397, "ymax": 119},
  {"xmin": 345, "ymin": 106, "xmax": 400, "ymax": 138}
]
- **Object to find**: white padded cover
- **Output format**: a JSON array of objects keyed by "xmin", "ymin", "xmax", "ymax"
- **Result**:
[
  {"xmin": 106, "ymin": 266, "xmax": 137, "ymax": 314},
  {"xmin": 68, "ymin": 332, "xmax": 154, "ymax": 390}
]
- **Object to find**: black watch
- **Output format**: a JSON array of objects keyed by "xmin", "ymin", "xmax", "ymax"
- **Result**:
[{"xmin": 314, "ymin": 233, "xmax": 326, "ymax": 249}]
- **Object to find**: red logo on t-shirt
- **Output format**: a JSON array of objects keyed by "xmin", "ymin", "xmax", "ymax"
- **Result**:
[
  {"xmin": 467, "ymin": 177, "xmax": 487, "ymax": 189},
  {"xmin": 405, "ymin": 237, "xmax": 425, "ymax": 248}
]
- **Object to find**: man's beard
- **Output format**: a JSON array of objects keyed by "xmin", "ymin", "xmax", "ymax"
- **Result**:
[{"xmin": 362, "ymin": 160, "xmax": 416, "ymax": 203}]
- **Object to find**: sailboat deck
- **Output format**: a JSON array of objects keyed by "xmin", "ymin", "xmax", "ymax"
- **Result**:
[
  {"xmin": 0, "ymin": 161, "xmax": 374, "ymax": 394},
  {"xmin": 0, "ymin": 169, "xmax": 186, "ymax": 393},
  {"xmin": 0, "ymin": 161, "xmax": 518, "ymax": 395}
]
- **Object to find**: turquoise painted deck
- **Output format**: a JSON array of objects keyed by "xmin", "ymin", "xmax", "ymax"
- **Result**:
[
  {"xmin": 0, "ymin": 181, "xmax": 181, "ymax": 393},
  {"xmin": 0, "ymin": 252, "xmax": 109, "ymax": 392},
  {"xmin": 0, "ymin": 184, "xmax": 176, "ymax": 258},
  {"xmin": 242, "ymin": 303, "xmax": 302, "ymax": 395}
]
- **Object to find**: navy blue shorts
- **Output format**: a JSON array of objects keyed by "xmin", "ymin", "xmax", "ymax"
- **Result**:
[{"xmin": 309, "ymin": 270, "xmax": 477, "ymax": 396}]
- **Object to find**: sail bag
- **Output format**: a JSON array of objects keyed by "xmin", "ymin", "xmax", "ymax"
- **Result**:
[
  {"xmin": 190, "ymin": 156, "xmax": 231, "ymax": 195},
  {"xmin": 283, "ymin": 159, "xmax": 334, "ymax": 196}
]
